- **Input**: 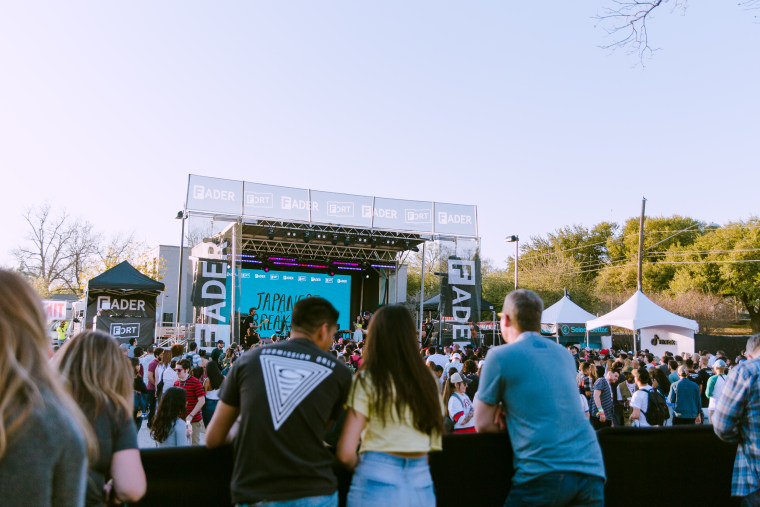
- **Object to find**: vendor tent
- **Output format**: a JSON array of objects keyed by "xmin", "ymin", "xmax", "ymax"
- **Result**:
[
  {"xmin": 87, "ymin": 261, "xmax": 165, "ymax": 291},
  {"xmin": 541, "ymin": 294, "xmax": 597, "ymax": 327},
  {"xmin": 585, "ymin": 290, "xmax": 698, "ymax": 355},
  {"xmin": 85, "ymin": 261, "xmax": 165, "ymax": 349},
  {"xmin": 541, "ymin": 294, "xmax": 608, "ymax": 346}
]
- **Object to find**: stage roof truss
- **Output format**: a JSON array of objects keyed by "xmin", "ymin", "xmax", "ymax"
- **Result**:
[{"xmin": 225, "ymin": 221, "xmax": 425, "ymax": 265}]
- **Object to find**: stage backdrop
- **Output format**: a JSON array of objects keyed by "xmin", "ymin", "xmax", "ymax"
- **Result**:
[{"xmin": 224, "ymin": 269, "xmax": 352, "ymax": 337}]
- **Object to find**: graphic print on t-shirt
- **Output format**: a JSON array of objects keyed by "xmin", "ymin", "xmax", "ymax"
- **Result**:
[{"xmin": 260, "ymin": 355, "xmax": 332, "ymax": 430}]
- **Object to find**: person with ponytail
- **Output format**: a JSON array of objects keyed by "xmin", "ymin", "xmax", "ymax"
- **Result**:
[
  {"xmin": 56, "ymin": 330, "xmax": 147, "ymax": 506},
  {"xmin": 0, "ymin": 269, "xmax": 94, "ymax": 506},
  {"xmin": 337, "ymin": 305, "xmax": 444, "ymax": 506}
]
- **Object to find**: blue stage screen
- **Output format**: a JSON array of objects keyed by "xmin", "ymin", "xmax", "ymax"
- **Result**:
[{"xmin": 234, "ymin": 269, "xmax": 351, "ymax": 337}]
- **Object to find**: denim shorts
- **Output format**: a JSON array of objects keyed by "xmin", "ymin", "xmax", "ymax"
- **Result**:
[
  {"xmin": 347, "ymin": 452, "xmax": 435, "ymax": 507},
  {"xmin": 505, "ymin": 471, "xmax": 604, "ymax": 507},
  {"xmin": 237, "ymin": 491, "xmax": 338, "ymax": 507}
]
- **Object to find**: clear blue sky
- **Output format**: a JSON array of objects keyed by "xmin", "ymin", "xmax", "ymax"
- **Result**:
[{"xmin": 2, "ymin": 1, "xmax": 758, "ymax": 269}]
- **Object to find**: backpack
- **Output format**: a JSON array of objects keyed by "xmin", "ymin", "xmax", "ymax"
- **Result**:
[{"xmin": 644, "ymin": 388, "xmax": 669, "ymax": 426}]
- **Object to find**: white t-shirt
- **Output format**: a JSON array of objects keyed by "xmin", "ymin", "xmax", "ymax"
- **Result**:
[
  {"xmin": 443, "ymin": 361, "xmax": 463, "ymax": 379},
  {"xmin": 426, "ymin": 354, "xmax": 448, "ymax": 369},
  {"xmin": 708, "ymin": 374, "xmax": 727, "ymax": 410},
  {"xmin": 630, "ymin": 385, "xmax": 654, "ymax": 427},
  {"xmin": 579, "ymin": 393, "xmax": 589, "ymax": 416},
  {"xmin": 139, "ymin": 354, "xmax": 154, "ymax": 385},
  {"xmin": 161, "ymin": 366, "xmax": 179, "ymax": 394},
  {"xmin": 447, "ymin": 392, "xmax": 475, "ymax": 431},
  {"xmin": 617, "ymin": 382, "xmax": 637, "ymax": 401}
]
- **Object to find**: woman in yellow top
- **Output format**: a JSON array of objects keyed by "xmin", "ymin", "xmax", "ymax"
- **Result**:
[{"xmin": 337, "ymin": 305, "xmax": 444, "ymax": 507}]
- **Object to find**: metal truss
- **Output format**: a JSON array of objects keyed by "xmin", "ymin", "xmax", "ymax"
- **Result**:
[{"xmin": 235, "ymin": 220, "xmax": 425, "ymax": 264}]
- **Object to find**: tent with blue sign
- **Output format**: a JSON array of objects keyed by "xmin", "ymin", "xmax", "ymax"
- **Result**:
[{"xmin": 541, "ymin": 292, "xmax": 610, "ymax": 347}]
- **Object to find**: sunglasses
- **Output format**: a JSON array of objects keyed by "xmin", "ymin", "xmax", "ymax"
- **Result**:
[{"xmin": 175, "ymin": 368, "xmax": 184, "ymax": 372}]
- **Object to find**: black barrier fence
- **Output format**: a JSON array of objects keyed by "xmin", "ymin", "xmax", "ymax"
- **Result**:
[
  {"xmin": 695, "ymin": 334, "xmax": 753, "ymax": 361},
  {"xmin": 133, "ymin": 426, "xmax": 739, "ymax": 507}
]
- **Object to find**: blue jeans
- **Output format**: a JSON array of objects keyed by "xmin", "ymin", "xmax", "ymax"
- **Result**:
[
  {"xmin": 505, "ymin": 472, "xmax": 604, "ymax": 507},
  {"xmin": 237, "ymin": 491, "xmax": 337, "ymax": 507},
  {"xmin": 347, "ymin": 452, "xmax": 435, "ymax": 507}
]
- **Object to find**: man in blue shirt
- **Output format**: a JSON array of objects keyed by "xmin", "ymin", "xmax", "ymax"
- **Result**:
[
  {"xmin": 668, "ymin": 365, "xmax": 702, "ymax": 425},
  {"xmin": 713, "ymin": 335, "xmax": 760, "ymax": 503},
  {"xmin": 474, "ymin": 289, "xmax": 605, "ymax": 506}
]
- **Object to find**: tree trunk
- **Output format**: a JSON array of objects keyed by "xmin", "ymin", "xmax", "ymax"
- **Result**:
[{"xmin": 741, "ymin": 296, "xmax": 760, "ymax": 334}]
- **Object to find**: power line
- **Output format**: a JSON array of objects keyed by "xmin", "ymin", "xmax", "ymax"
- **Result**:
[{"xmin": 516, "ymin": 223, "xmax": 760, "ymax": 263}]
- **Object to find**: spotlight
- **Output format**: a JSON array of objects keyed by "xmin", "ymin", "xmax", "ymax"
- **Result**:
[
  {"xmin": 303, "ymin": 231, "xmax": 312, "ymax": 243},
  {"xmin": 267, "ymin": 228, "xmax": 275, "ymax": 240},
  {"xmin": 370, "ymin": 237, "xmax": 377, "ymax": 247},
  {"xmin": 329, "ymin": 269, "xmax": 335, "ymax": 276},
  {"xmin": 343, "ymin": 235, "xmax": 351, "ymax": 246},
  {"xmin": 404, "ymin": 240, "xmax": 419, "ymax": 252},
  {"xmin": 264, "ymin": 265, "xmax": 270, "ymax": 272},
  {"xmin": 331, "ymin": 235, "xmax": 338, "ymax": 245}
]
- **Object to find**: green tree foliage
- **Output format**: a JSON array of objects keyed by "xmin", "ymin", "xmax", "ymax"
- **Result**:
[
  {"xmin": 597, "ymin": 215, "xmax": 706, "ymax": 295},
  {"xmin": 669, "ymin": 218, "xmax": 760, "ymax": 332}
]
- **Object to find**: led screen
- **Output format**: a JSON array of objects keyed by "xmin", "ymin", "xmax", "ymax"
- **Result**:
[{"xmin": 233, "ymin": 269, "xmax": 351, "ymax": 337}]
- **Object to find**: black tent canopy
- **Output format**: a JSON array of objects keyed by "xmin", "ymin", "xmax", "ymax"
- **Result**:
[
  {"xmin": 86, "ymin": 261, "xmax": 165, "ymax": 348},
  {"xmin": 87, "ymin": 261, "xmax": 165, "ymax": 291}
]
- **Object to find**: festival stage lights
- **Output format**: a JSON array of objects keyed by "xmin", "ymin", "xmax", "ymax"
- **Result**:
[
  {"xmin": 337, "ymin": 266, "xmax": 362, "ymax": 271},
  {"xmin": 343, "ymin": 235, "xmax": 351, "ymax": 246},
  {"xmin": 267, "ymin": 228, "xmax": 275, "ymax": 240},
  {"xmin": 370, "ymin": 264, "xmax": 396, "ymax": 269},
  {"xmin": 268, "ymin": 257, "xmax": 296, "ymax": 262},
  {"xmin": 333, "ymin": 261, "xmax": 359, "ymax": 266}
]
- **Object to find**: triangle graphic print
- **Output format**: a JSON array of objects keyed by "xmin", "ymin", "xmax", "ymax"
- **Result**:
[{"xmin": 260, "ymin": 355, "xmax": 333, "ymax": 431}]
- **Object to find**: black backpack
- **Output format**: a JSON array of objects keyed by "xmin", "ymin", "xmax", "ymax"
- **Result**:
[{"xmin": 644, "ymin": 389, "xmax": 669, "ymax": 426}]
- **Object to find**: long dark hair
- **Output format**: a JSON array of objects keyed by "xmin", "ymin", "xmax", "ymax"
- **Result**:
[
  {"xmin": 353, "ymin": 305, "xmax": 443, "ymax": 435},
  {"xmin": 206, "ymin": 361, "xmax": 224, "ymax": 391},
  {"xmin": 150, "ymin": 387, "xmax": 187, "ymax": 443}
]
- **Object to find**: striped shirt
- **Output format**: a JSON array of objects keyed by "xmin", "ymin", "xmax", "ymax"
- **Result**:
[
  {"xmin": 713, "ymin": 359, "xmax": 760, "ymax": 497},
  {"xmin": 175, "ymin": 376, "xmax": 205, "ymax": 423},
  {"xmin": 590, "ymin": 378, "xmax": 613, "ymax": 419}
]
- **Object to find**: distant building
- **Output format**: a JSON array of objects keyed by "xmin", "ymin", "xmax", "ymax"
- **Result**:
[{"xmin": 145, "ymin": 245, "xmax": 192, "ymax": 325}]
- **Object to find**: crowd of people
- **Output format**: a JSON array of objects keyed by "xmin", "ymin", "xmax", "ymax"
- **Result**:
[{"xmin": 2, "ymin": 266, "xmax": 760, "ymax": 506}]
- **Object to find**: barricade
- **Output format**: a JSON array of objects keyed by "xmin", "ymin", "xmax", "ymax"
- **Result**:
[{"xmin": 133, "ymin": 426, "xmax": 738, "ymax": 506}]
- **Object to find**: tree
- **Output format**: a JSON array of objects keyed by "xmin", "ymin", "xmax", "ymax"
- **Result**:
[
  {"xmin": 596, "ymin": 215, "xmax": 705, "ymax": 295},
  {"xmin": 596, "ymin": 0, "xmax": 759, "ymax": 63},
  {"xmin": 12, "ymin": 204, "xmax": 166, "ymax": 297},
  {"xmin": 521, "ymin": 222, "xmax": 617, "ymax": 283},
  {"xmin": 669, "ymin": 218, "xmax": 760, "ymax": 332},
  {"xmin": 12, "ymin": 204, "xmax": 82, "ymax": 296}
]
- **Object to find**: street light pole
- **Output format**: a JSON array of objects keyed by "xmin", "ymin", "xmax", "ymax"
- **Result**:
[
  {"xmin": 175, "ymin": 211, "xmax": 186, "ymax": 327},
  {"xmin": 505, "ymin": 235, "xmax": 519, "ymax": 290}
]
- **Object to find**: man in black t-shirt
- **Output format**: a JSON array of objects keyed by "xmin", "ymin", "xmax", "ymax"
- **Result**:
[{"xmin": 207, "ymin": 297, "xmax": 352, "ymax": 505}]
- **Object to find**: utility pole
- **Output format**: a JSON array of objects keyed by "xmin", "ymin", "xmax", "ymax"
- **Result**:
[
  {"xmin": 637, "ymin": 198, "xmax": 646, "ymax": 292},
  {"xmin": 505, "ymin": 235, "xmax": 519, "ymax": 290}
]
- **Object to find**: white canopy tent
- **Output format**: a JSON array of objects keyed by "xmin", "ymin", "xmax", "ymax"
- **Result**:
[
  {"xmin": 585, "ymin": 290, "xmax": 699, "ymax": 356},
  {"xmin": 542, "ymin": 294, "xmax": 608, "ymax": 347},
  {"xmin": 542, "ymin": 294, "xmax": 597, "ymax": 327}
]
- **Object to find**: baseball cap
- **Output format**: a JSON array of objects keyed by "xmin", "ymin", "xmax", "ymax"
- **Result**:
[
  {"xmin": 119, "ymin": 343, "xmax": 130, "ymax": 351},
  {"xmin": 450, "ymin": 372, "xmax": 471, "ymax": 384},
  {"xmin": 713, "ymin": 359, "xmax": 728, "ymax": 369},
  {"xmin": 622, "ymin": 366, "xmax": 634, "ymax": 374},
  {"xmin": 452, "ymin": 353, "xmax": 461, "ymax": 360}
]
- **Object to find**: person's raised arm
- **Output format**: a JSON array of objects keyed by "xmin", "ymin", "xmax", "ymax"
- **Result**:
[{"xmin": 206, "ymin": 401, "xmax": 240, "ymax": 448}]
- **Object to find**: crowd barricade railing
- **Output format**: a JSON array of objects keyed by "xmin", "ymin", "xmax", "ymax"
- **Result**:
[{"xmin": 131, "ymin": 425, "xmax": 739, "ymax": 506}]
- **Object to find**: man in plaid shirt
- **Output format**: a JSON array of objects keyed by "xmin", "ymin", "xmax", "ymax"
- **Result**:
[{"xmin": 713, "ymin": 335, "xmax": 760, "ymax": 503}]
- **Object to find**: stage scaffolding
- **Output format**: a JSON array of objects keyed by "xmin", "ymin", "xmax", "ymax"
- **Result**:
[{"xmin": 178, "ymin": 175, "xmax": 479, "ymax": 346}]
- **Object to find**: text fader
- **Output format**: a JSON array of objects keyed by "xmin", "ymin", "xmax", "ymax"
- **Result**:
[{"xmin": 447, "ymin": 259, "xmax": 476, "ymax": 341}]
